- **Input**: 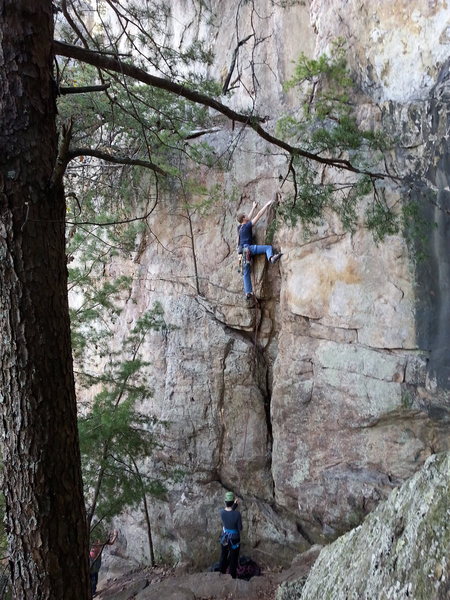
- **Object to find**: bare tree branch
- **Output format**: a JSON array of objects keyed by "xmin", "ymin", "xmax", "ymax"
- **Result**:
[
  {"xmin": 59, "ymin": 83, "xmax": 111, "ymax": 94},
  {"xmin": 184, "ymin": 128, "xmax": 221, "ymax": 140},
  {"xmin": 61, "ymin": 0, "xmax": 90, "ymax": 48},
  {"xmin": 102, "ymin": 0, "xmax": 176, "ymax": 77},
  {"xmin": 222, "ymin": 33, "xmax": 254, "ymax": 94},
  {"xmin": 66, "ymin": 147, "xmax": 169, "ymax": 176}
]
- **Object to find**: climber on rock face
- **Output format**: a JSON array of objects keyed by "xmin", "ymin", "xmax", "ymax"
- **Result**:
[{"xmin": 237, "ymin": 191, "xmax": 282, "ymax": 300}]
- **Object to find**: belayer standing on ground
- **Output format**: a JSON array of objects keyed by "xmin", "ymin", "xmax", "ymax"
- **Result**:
[
  {"xmin": 237, "ymin": 191, "xmax": 282, "ymax": 299},
  {"xmin": 219, "ymin": 491, "xmax": 243, "ymax": 579},
  {"xmin": 89, "ymin": 530, "xmax": 118, "ymax": 597}
]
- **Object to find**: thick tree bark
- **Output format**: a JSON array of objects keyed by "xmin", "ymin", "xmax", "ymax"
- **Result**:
[{"xmin": 0, "ymin": 2, "xmax": 90, "ymax": 598}]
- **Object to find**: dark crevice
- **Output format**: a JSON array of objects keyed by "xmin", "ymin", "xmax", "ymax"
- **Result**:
[
  {"xmin": 296, "ymin": 521, "xmax": 314, "ymax": 545},
  {"xmin": 263, "ymin": 361, "xmax": 274, "ymax": 489},
  {"xmin": 223, "ymin": 323, "xmax": 260, "ymax": 348},
  {"xmin": 251, "ymin": 287, "xmax": 277, "ymax": 498}
]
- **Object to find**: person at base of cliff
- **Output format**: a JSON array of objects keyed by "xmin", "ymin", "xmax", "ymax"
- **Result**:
[
  {"xmin": 218, "ymin": 491, "xmax": 243, "ymax": 579},
  {"xmin": 89, "ymin": 530, "xmax": 118, "ymax": 597},
  {"xmin": 237, "ymin": 191, "xmax": 282, "ymax": 300}
]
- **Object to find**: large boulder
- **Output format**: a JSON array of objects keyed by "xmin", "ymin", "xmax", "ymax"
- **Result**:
[{"xmin": 276, "ymin": 452, "xmax": 450, "ymax": 600}]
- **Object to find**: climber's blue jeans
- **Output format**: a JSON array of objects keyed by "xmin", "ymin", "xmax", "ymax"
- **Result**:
[{"xmin": 242, "ymin": 244, "xmax": 273, "ymax": 295}]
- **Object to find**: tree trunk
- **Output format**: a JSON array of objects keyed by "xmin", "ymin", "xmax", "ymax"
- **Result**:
[
  {"xmin": 131, "ymin": 459, "xmax": 155, "ymax": 567},
  {"xmin": 0, "ymin": 2, "xmax": 90, "ymax": 598}
]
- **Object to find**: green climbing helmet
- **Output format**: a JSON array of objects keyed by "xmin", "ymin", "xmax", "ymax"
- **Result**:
[{"xmin": 224, "ymin": 491, "xmax": 234, "ymax": 502}]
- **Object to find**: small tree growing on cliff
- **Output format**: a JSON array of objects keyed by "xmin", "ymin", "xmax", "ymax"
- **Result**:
[{"xmin": 78, "ymin": 305, "xmax": 167, "ymax": 566}]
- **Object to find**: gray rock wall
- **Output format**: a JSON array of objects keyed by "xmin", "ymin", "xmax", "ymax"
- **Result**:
[
  {"xmin": 83, "ymin": 0, "xmax": 450, "ymax": 575},
  {"xmin": 276, "ymin": 452, "xmax": 450, "ymax": 600}
]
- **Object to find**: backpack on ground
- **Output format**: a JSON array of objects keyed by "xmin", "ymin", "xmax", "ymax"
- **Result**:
[{"xmin": 236, "ymin": 555, "xmax": 261, "ymax": 580}]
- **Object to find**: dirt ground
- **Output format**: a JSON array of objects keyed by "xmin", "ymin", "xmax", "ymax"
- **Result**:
[
  {"xmin": 98, "ymin": 566, "xmax": 278, "ymax": 600},
  {"xmin": 97, "ymin": 546, "xmax": 321, "ymax": 600}
]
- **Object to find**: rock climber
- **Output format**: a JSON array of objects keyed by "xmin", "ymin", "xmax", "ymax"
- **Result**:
[
  {"xmin": 237, "ymin": 191, "xmax": 282, "ymax": 299},
  {"xmin": 218, "ymin": 491, "xmax": 243, "ymax": 579},
  {"xmin": 89, "ymin": 530, "xmax": 118, "ymax": 597}
]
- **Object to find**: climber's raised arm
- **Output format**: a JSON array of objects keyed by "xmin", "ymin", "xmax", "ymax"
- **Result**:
[
  {"xmin": 248, "ymin": 201, "xmax": 258, "ymax": 220},
  {"xmin": 252, "ymin": 198, "xmax": 274, "ymax": 225}
]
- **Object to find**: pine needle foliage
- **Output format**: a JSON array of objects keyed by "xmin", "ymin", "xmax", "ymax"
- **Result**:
[{"xmin": 58, "ymin": 62, "xmax": 221, "ymax": 179}]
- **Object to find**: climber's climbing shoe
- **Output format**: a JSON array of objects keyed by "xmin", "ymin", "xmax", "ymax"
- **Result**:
[{"xmin": 270, "ymin": 253, "xmax": 282, "ymax": 264}]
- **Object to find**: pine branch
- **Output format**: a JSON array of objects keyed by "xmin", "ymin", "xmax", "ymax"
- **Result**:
[
  {"xmin": 54, "ymin": 40, "xmax": 267, "ymax": 124},
  {"xmin": 54, "ymin": 40, "xmax": 392, "ymax": 180}
]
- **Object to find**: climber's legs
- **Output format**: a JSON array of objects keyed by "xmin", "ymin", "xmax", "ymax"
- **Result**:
[
  {"xmin": 242, "ymin": 245, "xmax": 278, "ymax": 296},
  {"xmin": 243, "ymin": 262, "xmax": 253, "ymax": 295},
  {"xmin": 249, "ymin": 244, "xmax": 273, "ymax": 261}
]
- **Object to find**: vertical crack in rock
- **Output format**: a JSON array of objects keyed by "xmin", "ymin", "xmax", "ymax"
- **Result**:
[
  {"xmin": 252, "ymin": 300, "xmax": 279, "ymax": 503},
  {"xmin": 263, "ymin": 356, "xmax": 275, "ymax": 499}
]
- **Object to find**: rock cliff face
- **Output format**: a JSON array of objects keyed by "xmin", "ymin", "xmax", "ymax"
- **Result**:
[
  {"xmin": 276, "ymin": 452, "xmax": 450, "ymax": 600},
  {"xmin": 87, "ymin": 0, "xmax": 450, "ymax": 574}
]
